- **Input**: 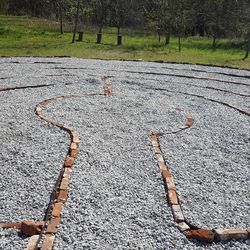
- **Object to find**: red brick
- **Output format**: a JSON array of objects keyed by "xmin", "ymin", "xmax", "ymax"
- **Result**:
[
  {"xmin": 162, "ymin": 170, "xmax": 171, "ymax": 179},
  {"xmin": 0, "ymin": 222, "xmax": 21, "ymax": 229},
  {"xmin": 57, "ymin": 190, "xmax": 68, "ymax": 202},
  {"xmin": 186, "ymin": 117, "xmax": 193, "ymax": 127},
  {"xmin": 52, "ymin": 202, "xmax": 63, "ymax": 218},
  {"xmin": 64, "ymin": 156, "xmax": 74, "ymax": 168},
  {"xmin": 71, "ymin": 132, "xmax": 79, "ymax": 143},
  {"xmin": 165, "ymin": 177, "xmax": 176, "ymax": 190},
  {"xmin": 153, "ymin": 146, "xmax": 161, "ymax": 154},
  {"xmin": 186, "ymin": 229, "xmax": 215, "ymax": 243},
  {"xmin": 60, "ymin": 177, "xmax": 68, "ymax": 190},
  {"xmin": 46, "ymin": 218, "xmax": 60, "ymax": 234},
  {"xmin": 41, "ymin": 234, "xmax": 55, "ymax": 250},
  {"xmin": 171, "ymin": 205, "xmax": 185, "ymax": 222},
  {"xmin": 21, "ymin": 221, "xmax": 44, "ymax": 237},
  {"xmin": 214, "ymin": 229, "xmax": 248, "ymax": 241},
  {"xmin": 70, "ymin": 142, "xmax": 78, "ymax": 150},
  {"xmin": 158, "ymin": 161, "xmax": 167, "ymax": 171},
  {"xmin": 70, "ymin": 148, "xmax": 79, "ymax": 158},
  {"xmin": 26, "ymin": 235, "xmax": 40, "ymax": 250},
  {"xmin": 168, "ymin": 189, "xmax": 179, "ymax": 205},
  {"xmin": 63, "ymin": 167, "xmax": 72, "ymax": 178},
  {"xmin": 177, "ymin": 222, "xmax": 190, "ymax": 232}
]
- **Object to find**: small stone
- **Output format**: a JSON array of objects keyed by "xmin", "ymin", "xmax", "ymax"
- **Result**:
[
  {"xmin": 41, "ymin": 234, "xmax": 55, "ymax": 250},
  {"xmin": 21, "ymin": 221, "xmax": 44, "ymax": 237},
  {"xmin": 171, "ymin": 205, "xmax": 185, "ymax": 222},
  {"xmin": 25, "ymin": 235, "xmax": 40, "ymax": 250},
  {"xmin": 52, "ymin": 202, "xmax": 63, "ymax": 217},
  {"xmin": 168, "ymin": 189, "xmax": 179, "ymax": 205},
  {"xmin": 177, "ymin": 222, "xmax": 190, "ymax": 232},
  {"xmin": 214, "ymin": 229, "xmax": 248, "ymax": 241}
]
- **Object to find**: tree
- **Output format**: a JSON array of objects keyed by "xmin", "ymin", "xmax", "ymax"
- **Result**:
[
  {"xmin": 110, "ymin": 0, "xmax": 131, "ymax": 45},
  {"xmin": 72, "ymin": 0, "xmax": 81, "ymax": 43},
  {"xmin": 90, "ymin": 0, "xmax": 110, "ymax": 44}
]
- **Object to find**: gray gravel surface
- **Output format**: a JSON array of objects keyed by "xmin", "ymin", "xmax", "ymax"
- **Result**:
[{"xmin": 0, "ymin": 57, "xmax": 249, "ymax": 250}]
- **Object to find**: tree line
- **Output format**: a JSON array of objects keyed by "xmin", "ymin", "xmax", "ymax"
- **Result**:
[{"xmin": 1, "ymin": 0, "xmax": 250, "ymax": 59}]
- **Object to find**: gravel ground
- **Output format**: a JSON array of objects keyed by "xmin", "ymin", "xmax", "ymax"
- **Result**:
[{"xmin": 0, "ymin": 57, "xmax": 249, "ymax": 250}]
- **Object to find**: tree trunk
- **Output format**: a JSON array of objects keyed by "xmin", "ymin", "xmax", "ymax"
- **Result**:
[
  {"xmin": 212, "ymin": 36, "xmax": 216, "ymax": 49},
  {"xmin": 97, "ymin": 26, "xmax": 103, "ymax": 44},
  {"xmin": 243, "ymin": 41, "xmax": 249, "ymax": 60},
  {"xmin": 117, "ymin": 26, "xmax": 122, "ymax": 46},
  {"xmin": 165, "ymin": 33, "xmax": 170, "ymax": 45},
  {"xmin": 72, "ymin": 0, "xmax": 80, "ymax": 43},
  {"xmin": 157, "ymin": 28, "xmax": 161, "ymax": 42},
  {"xmin": 59, "ymin": 1, "xmax": 63, "ymax": 34},
  {"xmin": 178, "ymin": 35, "xmax": 181, "ymax": 52}
]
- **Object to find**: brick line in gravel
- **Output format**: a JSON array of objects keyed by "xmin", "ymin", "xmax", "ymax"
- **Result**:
[
  {"xmin": 151, "ymin": 109, "xmax": 250, "ymax": 243},
  {"xmin": 137, "ymin": 85, "xmax": 250, "ymax": 116},
  {"xmin": 51, "ymin": 65, "xmax": 250, "ymax": 80},
  {"xmin": 27, "ymin": 77, "xmax": 112, "ymax": 249},
  {"xmin": 0, "ymin": 84, "xmax": 56, "ymax": 92},
  {"xmin": 124, "ymin": 70, "xmax": 250, "ymax": 87}
]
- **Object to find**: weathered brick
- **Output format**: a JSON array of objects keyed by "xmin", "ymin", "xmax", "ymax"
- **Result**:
[
  {"xmin": 70, "ymin": 148, "xmax": 79, "ymax": 158},
  {"xmin": 165, "ymin": 177, "xmax": 176, "ymax": 190},
  {"xmin": 57, "ymin": 190, "xmax": 68, "ymax": 202},
  {"xmin": 186, "ymin": 229, "xmax": 215, "ymax": 243},
  {"xmin": 41, "ymin": 234, "xmax": 55, "ymax": 250},
  {"xmin": 168, "ymin": 189, "xmax": 179, "ymax": 205},
  {"xmin": 158, "ymin": 161, "xmax": 167, "ymax": 171},
  {"xmin": 71, "ymin": 132, "xmax": 79, "ymax": 143},
  {"xmin": 162, "ymin": 170, "xmax": 171, "ymax": 179},
  {"xmin": 0, "ymin": 222, "xmax": 21, "ymax": 229},
  {"xmin": 153, "ymin": 146, "xmax": 161, "ymax": 154},
  {"xmin": 64, "ymin": 156, "xmax": 74, "ymax": 168},
  {"xmin": 171, "ymin": 205, "xmax": 185, "ymax": 222},
  {"xmin": 26, "ymin": 235, "xmax": 40, "ymax": 250},
  {"xmin": 186, "ymin": 117, "xmax": 193, "ymax": 127},
  {"xmin": 177, "ymin": 222, "xmax": 190, "ymax": 232},
  {"xmin": 156, "ymin": 154, "xmax": 164, "ymax": 162},
  {"xmin": 52, "ymin": 202, "xmax": 63, "ymax": 218},
  {"xmin": 46, "ymin": 218, "xmax": 60, "ymax": 234},
  {"xmin": 214, "ymin": 229, "xmax": 248, "ymax": 241},
  {"xmin": 60, "ymin": 177, "xmax": 68, "ymax": 190},
  {"xmin": 21, "ymin": 221, "xmax": 44, "ymax": 237},
  {"xmin": 63, "ymin": 167, "xmax": 72, "ymax": 178},
  {"xmin": 70, "ymin": 142, "xmax": 78, "ymax": 150}
]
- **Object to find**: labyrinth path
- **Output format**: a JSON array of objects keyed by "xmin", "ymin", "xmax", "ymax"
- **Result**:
[{"xmin": 0, "ymin": 58, "xmax": 249, "ymax": 250}]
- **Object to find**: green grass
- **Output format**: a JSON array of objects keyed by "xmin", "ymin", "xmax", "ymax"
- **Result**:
[{"xmin": 0, "ymin": 15, "xmax": 250, "ymax": 70}]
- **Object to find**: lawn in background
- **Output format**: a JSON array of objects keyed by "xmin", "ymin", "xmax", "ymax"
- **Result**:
[{"xmin": 0, "ymin": 15, "xmax": 249, "ymax": 70}]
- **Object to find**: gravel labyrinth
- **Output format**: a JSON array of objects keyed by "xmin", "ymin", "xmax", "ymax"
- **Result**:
[{"xmin": 0, "ymin": 57, "xmax": 249, "ymax": 250}]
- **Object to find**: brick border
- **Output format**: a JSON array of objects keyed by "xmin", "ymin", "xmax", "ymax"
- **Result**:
[{"xmin": 151, "ymin": 110, "xmax": 250, "ymax": 243}]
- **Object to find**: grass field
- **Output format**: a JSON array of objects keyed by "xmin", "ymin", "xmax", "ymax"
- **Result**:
[{"xmin": 0, "ymin": 15, "xmax": 250, "ymax": 70}]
